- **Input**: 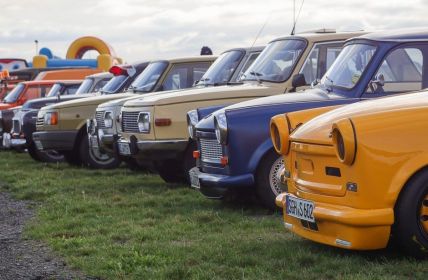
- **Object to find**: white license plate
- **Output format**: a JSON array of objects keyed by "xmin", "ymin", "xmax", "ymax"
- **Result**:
[
  {"xmin": 189, "ymin": 167, "xmax": 200, "ymax": 189},
  {"xmin": 118, "ymin": 142, "xmax": 131, "ymax": 155},
  {"xmin": 286, "ymin": 195, "xmax": 315, "ymax": 222},
  {"xmin": 89, "ymin": 135, "xmax": 99, "ymax": 148},
  {"xmin": 34, "ymin": 140, "xmax": 43, "ymax": 150}
]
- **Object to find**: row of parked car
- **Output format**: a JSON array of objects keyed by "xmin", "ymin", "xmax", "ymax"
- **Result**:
[{"xmin": 1, "ymin": 28, "xmax": 428, "ymax": 257}]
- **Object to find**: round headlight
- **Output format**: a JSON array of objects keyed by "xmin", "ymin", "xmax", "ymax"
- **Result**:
[
  {"xmin": 187, "ymin": 110, "xmax": 199, "ymax": 139},
  {"xmin": 332, "ymin": 118, "xmax": 356, "ymax": 165},
  {"xmin": 104, "ymin": 111, "xmax": 113, "ymax": 128},
  {"xmin": 138, "ymin": 112, "xmax": 150, "ymax": 133},
  {"xmin": 214, "ymin": 112, "xmax": 227, "ymax": 144},
  {"xmin": 270, "ymin": 114, "xmax": 290, "ymax": 155}
]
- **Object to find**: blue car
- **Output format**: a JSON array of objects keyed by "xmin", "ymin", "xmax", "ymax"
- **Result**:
[{"xmin": 190, "ymin": 29, "xmax": 428, "ymax": 209}]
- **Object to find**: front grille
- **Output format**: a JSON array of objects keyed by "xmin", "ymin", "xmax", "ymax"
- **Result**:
[
  {"xmin": 95, "ymin": 111, "xmax": 105, "ymax": 129},
  {"xmin": 12, "ymin": 120, "xmax": 21, "ymax": 134},
  {"xmin": 200, "ymin": 138, "xmax": 222, "ymax": 163},
  {"xmin": 36, "ymin": 116, "xmax": 44, "ymax": 128},
  {"xmin": 122, "ymin": 111, "xmax": 140, "ymax": 133}
]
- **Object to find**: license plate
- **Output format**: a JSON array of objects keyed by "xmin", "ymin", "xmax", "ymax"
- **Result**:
[
  {"xmin": 189, "ymin": 167, "xmax": 200, "ymax": 189},
  {"xmin": 118, "ymin": 142, "xmax": 131, "ymax": 155},
  {"xmin": 286, "ymin": 195, "xmax": 315, "ymax": 222},
  {"xmin": 89, "ymin": 135, "xmax": 99, "ymax": 148},
  {"xmin": 34, "ymin": 140, "xmax": 43, "ymax": 150}
]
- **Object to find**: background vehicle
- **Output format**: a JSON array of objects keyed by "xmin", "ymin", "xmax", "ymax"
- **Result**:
[
  {"xmin": 193, "ymin": 29, "xmax": 428, "ymax": 209},
  {"xmin": 90, "ymin": 47, "xmax": 263, "ymax": 169},
  {"xmin": 117, "ymin": 30, "xmax": 363, "ymax": 183},
  {"xmin": 9, "ymin": 72, "xmax": 112, "ymax": 161},
  {"xmin": 34, "ymin": 56, "xmax": 215, "ymax": 168},
  {"xmin": 274, "ymin": 90, "xmax": 428, "ymax": 257}
]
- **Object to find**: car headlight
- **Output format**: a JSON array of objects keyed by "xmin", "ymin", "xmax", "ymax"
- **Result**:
[
  {"xmin": 332, "ymin": 118, "xmax": 356, "ymax": 165},
  {"xmin": 104, "ymin": 111, "xmax": 113, "ymax": 128},
  {"xmin": 187, "ymin": 110, "xmax": 199, "ymax": 139},
  {"xmin": 44, "ymin": 112, "xmax": 58, "ymax": 125},
  {"xmin": 270, "ymin": 114, "xmax": 291, "ymax": 155},
  {"xmin": 214, "ymin": 112, "xmax": 227, "ymax": 144},
  {"xmin": 138, "ymin": 112, "xmax": 150, "ymax": 133}
]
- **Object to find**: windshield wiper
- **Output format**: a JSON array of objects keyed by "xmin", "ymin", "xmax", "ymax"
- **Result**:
[{"xmin": 250, "ymin": 71, "xmax": 263, "ymax": 84}]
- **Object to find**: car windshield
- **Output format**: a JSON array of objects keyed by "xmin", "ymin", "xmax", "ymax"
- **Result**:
[
  {"xmin": 196, "ymin": 50, "xmax": 244, "ymax": 86},
  {"xmin": 319, "ymin": 43, "xmax": 377, "ymax": 90},
  {"xmin": 75, "ymin": 78, "xmax": 94, "ymax": 94},
  {"xmin": 101, "ymin": 75, "xmax": 127, "ymax": 94},
  {"xmin": 46, "ymin": 83, "xmax": 62, "ymax": 97},
  {"xmin": 241, "ymin": 39, "xmax": 306, "ymax": 83},
  {"xmin": 3, "ymin": 83, "xmax": 24, "ymax": 103},
  {"xmin": 131, "ymin": 61, "xmax": 168, "ymax": 92}
]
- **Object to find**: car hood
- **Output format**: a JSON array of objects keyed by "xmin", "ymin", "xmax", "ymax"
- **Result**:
[
  {"xmin": 0, "ymin": 103, "xmax": 14, "ymax": 111},
  {"xmin": 44, "ymin": 93, "xmax": 135, "ymax": 110},
  {"xmin": 24, "ymin": 94, "xmax": 94, "ymax": 110},
  {"xmin": 97, "ymin": 90, "xmax": 173, "ymax": 109},
  {"xmin": 291, "ymin": 90, "xmax": 428, "ymax": 145},
  {"xmin": 195, "ymin": 87, "xmax": 341, "ymax": 129},
  {"xmin": 124, "ymin": 82, "xmax": 283, "ymax": 107}
]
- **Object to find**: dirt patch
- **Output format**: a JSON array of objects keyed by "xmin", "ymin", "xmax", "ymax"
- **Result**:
[{"xmin": 0, "ymin": 192, "xmax": 88, "ymax": 280}]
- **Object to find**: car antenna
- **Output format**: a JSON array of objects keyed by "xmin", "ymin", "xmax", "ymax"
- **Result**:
[
  {"xmin": 291, "ymin": 0, "xmax": 305, "ymax": 35},
  {"xmin": 238, "ymin": 11, "xmax": 272, "ymax": 81}
]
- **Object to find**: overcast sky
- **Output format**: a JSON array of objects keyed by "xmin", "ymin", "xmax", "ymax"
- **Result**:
[{"xmin": 1, "ymin": 0, "xmax": 427, "ymax": 63}]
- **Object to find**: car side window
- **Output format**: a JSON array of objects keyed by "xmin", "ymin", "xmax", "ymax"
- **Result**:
[
  {"xmin": 64, "ymin": 85, "xmax": 80, "ymax": 95},
  {"xmin": 162, "ymin": 65, "xmax": 189, "ymax": 91},
  {"xmin": 300, "ymin": 42, "xmax": 343, "ymax": 85},
  {"xmin": 93, "ymin": 79, "xmax": 110, "ymax": 92},
  {"xmin": 24, "ymin": 85, "xmax": 52, "ymax": 100},
  {"xmin": 239, "ymin": 53, "xmax": 260, "ymax": 77},
  {"xmin": 367, "ymin": 46, "xmax": 424, "ymax": 95}
]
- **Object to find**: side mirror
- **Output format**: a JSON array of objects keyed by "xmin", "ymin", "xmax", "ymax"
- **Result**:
[
  {"xmin": 292, "ymin": 73, "xmax": 307, "ymax": 89},
  {"xmin": 368, "ymin": 73, "xmax": 385, "ymax": 93},
  {"xmin": 372, "ymin": 73, "xmax": 385, "ymax": 87}
]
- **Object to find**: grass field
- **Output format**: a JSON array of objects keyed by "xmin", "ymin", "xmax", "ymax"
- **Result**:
[{"xmin": 0, "ymin": 151, "xmax": 427, "ymax": 279}]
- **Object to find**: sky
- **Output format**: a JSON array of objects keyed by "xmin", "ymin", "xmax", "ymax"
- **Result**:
[{"xmin": 1, "ymin": 0, "xmax": 428, "ymax": 63}]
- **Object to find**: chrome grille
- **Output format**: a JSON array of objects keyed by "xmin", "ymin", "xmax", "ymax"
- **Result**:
[
  {"xmin": 12, "ymin": 119, "xmax": 21, "ymax": 134},
  {"xmin": 200, "ymin": 138, "xmax": 222, "ymax": 163},
  {"xmin": 122, "ymin": 111, "xmax": 140, "ymax": 133},
  {"xmin": 36, "ymin": 116, "xmax": 44, "ymax": 128},
  {"xmin": 95, "ymin": 111, "xmax": 105, "ymax": 129}
]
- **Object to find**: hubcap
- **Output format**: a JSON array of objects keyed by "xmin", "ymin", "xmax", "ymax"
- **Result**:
[
  {"xmin": 420, "ymin": 193, "xmax": 428, "ymax": 234},
  {"xmin": 269, "ymin": 157, "xmax": 287, "ymax": 196}
]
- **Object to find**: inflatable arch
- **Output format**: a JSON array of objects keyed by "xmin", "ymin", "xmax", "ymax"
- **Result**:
[{"xmin": 32, "ymin": 36, "xmax": 122, "ymax": 71}]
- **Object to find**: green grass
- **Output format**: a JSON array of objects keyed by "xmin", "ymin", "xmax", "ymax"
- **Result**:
[{"xmin": 0, "ymin": 151, "xmax": 427, "ymax": 279}]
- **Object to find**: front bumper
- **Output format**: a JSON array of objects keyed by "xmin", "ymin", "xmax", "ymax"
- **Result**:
[
  {"xmin": 117, "ymin": 138, "xmax": 188, "ymax": 160},
  {"xmin": 32, "ymin": 130, "xmax": 78, "ymax": 151},
  {"xmin": 196, "ymin": 170, "xmax": 255, "ymax": 198},
  {"xmin": 275, "ymin": 193, "xmax": 394, "ymax": 250},
  {"xmin": 10, "ymin": 133, "xmax": 27, "ymax": 148}
]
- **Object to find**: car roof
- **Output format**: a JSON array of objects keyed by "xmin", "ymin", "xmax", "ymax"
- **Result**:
[
  {"xmin": 354, "ymin": 28, "xmax": 428, "ymax": 42},
  {"xmin": 271, "ymin": 30, "xmax": 367, "ymax": 43},
  {"xmin": 85, "ymin": 71, "xmax": 113, "ymax": 79},
  {"xmin": 152, "ymin": 55, "xmax": 218, "ymax": 64},
  {"xmin": 220, "ymin": 46, "xmax": 265, "ymax": 54},
  {"xmin": 20, "ymin": 80, "xmax": 59, "ymax": 85}
]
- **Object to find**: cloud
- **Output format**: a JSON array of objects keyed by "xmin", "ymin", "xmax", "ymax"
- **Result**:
[{"xmin": 1, "ymin": 0, "xmax": 428, "ymax": 63}]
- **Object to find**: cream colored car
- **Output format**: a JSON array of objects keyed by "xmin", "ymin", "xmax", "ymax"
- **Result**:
[
  {"xmin": 33, "ymin": 56, "xmax": 216, "ymax": 167},
  {"xmin": 118, "ymin": 30, "xmax": 365, "ymax": 182}
]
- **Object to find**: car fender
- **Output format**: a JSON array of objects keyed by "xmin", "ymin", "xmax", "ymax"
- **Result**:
[{"xmin": 247, "ymin": 138, "xmax": 275, "ymax": 173}]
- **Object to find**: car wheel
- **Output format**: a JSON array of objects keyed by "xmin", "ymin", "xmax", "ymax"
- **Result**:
[
  {"xmin": 394, "ymin": 170, "xmax": 428, "ymax": 258},
  {"xmin": 80, "ymin": 133, "xmax": 121, "ymax": 169},
  {"xmin": 63, "ymin": 150, "xmax": 81, "ymax": 166},
  {"xmin": 255, "ymin": 150, "xmax": 287, "ymax": 210},
  {"xmin": 28, "ymin": 141, "xmax": 64, "ymax": 163},
  {"xmin": 157, "ymin": 161, "xmax": 186, "ymax": 184},
  {"xmin": 182, "ymin": 141, "xmax": 197, "ymax": 184}
]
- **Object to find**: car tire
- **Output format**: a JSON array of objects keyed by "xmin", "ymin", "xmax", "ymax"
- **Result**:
[
  {"xmin": 157, "ymin": 161, "xmax": 186, "ymax": 184},
  {"xmin": 182, "ymin": 141, "xmax": 197, "ymax": 184},
  {"xmin": 28, "ymin": 141, "xmax": 64, "ymax": 163},
  {"xmin": 393, "ymin": 170, "xmax": 428, "ymax": 258},
  {"xmin": 255, "ymin": 150, "xmax": 287, "ymax": 210},
  {"xmin": 63, "ymin": 150, "xmax": 81, "ymax": 166},
  {"xmin": 79, "ymin": 133, "xmax": 121, "ymax": 169}
]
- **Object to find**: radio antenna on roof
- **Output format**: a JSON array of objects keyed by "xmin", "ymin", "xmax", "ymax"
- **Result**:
[
  {"xmin": 291, "ymin": 0, "xmax": 305, "ymax": 35},
  {"xmin": 250, "ymin": 11, "xmax": 272, "ymax": 49}
]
